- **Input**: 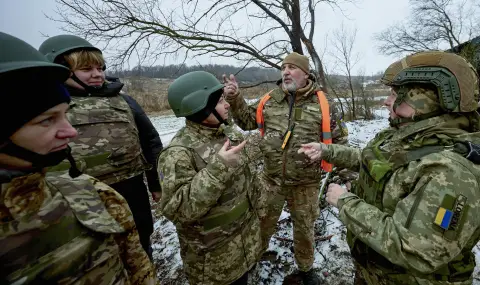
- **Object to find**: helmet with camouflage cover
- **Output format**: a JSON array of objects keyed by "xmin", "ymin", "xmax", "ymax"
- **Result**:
[
  {"xmin": 168, "ymin": 71, "xmax": 227, "ymax": 125},
  {"xmin": 381, "ymin": 51, "xmax": 479, "ymax": 114},
  {"xmin": 39, "ymin": 34, "xmax": 102, "ymax": 64}
]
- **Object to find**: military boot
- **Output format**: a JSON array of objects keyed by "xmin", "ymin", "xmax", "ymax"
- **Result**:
[{"xmin": 300, "ymin": 269, "xmax": 321, "ymax": 285}]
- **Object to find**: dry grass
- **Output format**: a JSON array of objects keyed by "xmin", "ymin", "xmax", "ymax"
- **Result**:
[
  {"xmin": 122, "ymin": 76, "xmax": 277, "ymax": 114},
  {"xmin": 122, "ymin": 76, "xmax": 390, "ymax": 121},
  {"xmin": 122, "ymin": 77, "xmax": 171, "ymax": 114}
]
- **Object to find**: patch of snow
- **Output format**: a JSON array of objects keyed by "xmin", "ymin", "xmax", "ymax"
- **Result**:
[{"xmin": 150, "ymin": 115, "xmax": 185, "ymax": 145}]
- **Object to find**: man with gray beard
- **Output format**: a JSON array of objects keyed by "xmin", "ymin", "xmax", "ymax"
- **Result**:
[{"xmin": 224, "ymin": 52, "xmax": 348, "ymax": 285}]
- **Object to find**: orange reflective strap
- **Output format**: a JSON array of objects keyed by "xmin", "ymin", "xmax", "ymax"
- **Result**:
[
  {"xmin": 316, "ymin": 91, "xmax": 333, "ymax": 172},
  {"xmin": 256, "ymin": 89, "xmax": 333, "ymax": 172},
  {"xmin": 256, "ymin": 91, "xmax": 274, "ymax": 137}
]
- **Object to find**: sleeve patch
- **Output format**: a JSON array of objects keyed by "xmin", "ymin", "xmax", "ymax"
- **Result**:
[
  {"xmin": 434, "ymin": 207, "xmax": 453, "ymax": 230},
  {"xmin": 433, "ymin": 194, "xmax": 468, "ymax": 240}
]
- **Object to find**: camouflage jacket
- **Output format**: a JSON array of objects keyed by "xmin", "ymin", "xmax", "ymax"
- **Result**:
[
  {"xmin": 0, "ymin": 170, "xmax": 158, "ymax": 285},
  {"xmin": 322, "ymin": 114, "xmax": 480, "ymax": 284},
  {"xmin": 157, "ymin": 120, "xmax": 261, "ymax": 285},
  {"xmin": 227, "ymin": 80, "xmax": 348, "ymax": 186},
  {"xmin": 50, "ymin": 88, "xmax": 149, "ymax": 185}
]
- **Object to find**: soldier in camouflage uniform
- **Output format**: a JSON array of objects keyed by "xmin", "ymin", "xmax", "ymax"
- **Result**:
[
  {"xmin": 158, "ymin": 71, "xmax": 262, "ymax": 285},
  {"xmin": 0, "ymin": 32, "xmax": 158, "ymax": 284},
  {"xmin": 224, "ymin": 52, "xmax": 348, "ymax": 284},
  {"xmin": 39, "ymin": 35, "xmax": 162, "ymax": 258},
  {"xmin": 300, "ymin": 51, "xmax": 480, "ymax": 284}
]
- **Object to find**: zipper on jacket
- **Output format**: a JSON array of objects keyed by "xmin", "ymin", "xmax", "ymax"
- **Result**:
[
  {"xmin": 405, "ymin": 177, "xmax": 432, "ymax": 229},
  {"xmin": 282, "ymin": 93, "xmax": 296, "ymax": 180}
]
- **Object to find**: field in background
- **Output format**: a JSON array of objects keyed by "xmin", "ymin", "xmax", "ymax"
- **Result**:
[
  {"xmin": 121, "ymin": 76, "xmax": 390, "ymax": 119},
  {"xmin": 122, "ymin": 77, "xmax": 276, "ymax": 116}
]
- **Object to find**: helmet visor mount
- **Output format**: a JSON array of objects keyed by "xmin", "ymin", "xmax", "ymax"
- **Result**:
[{"xmin": 390, "ymin": 67, "xmax": 461, "ymax": 112}]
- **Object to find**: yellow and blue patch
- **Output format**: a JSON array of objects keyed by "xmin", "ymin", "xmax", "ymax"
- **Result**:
[{"xmin": 434, "ymin": 207, "xmax": 453, "ymax": 230}]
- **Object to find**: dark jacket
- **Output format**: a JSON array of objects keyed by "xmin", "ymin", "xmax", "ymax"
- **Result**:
[{"xmin": 120, "ymin": 93, "xmax": 163, "ymax": 193}]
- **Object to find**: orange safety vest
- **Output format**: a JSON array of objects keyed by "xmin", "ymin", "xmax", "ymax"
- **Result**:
[{"xmin": 255, "ymin": 90, "xmax": 333, "ymax": 172}]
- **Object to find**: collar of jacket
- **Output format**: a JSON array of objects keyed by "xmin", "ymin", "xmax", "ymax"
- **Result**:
[
  {"xmin": 65, "ymin": 80, "xmax": 123, "ymax": 97},
  {"xmin": 186, "ymin": 120, "xmax": 226, "ymax": 138},
  {"xmin": 390, "ymin": 113, "xmax": 472, "ymax": 144},
  {"xmin": 0, "ymin": 168, "xmax": 41, "ymax": 184},
  {"xmin": 270, "ymin": 79, "xmax": 316, "ymax": 103},
  {"xmin": 1, "ymin": 170, "xmax": 47, "ymax": 221}
]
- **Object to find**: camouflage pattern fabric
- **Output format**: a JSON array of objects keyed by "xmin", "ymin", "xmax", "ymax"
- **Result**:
[
  {"xmin": 321, "ymin": 113, "xmax": 480, "ymax": 284},
  {"xmin": 400, "ymin": 86, "xmax": 442, "ymax": 115},
  {"xmin": 227, "ymin": 80, "xmax": 348, "ymax": 186},
  {"xmin": 255, "ymin": 173, "xmax": 319, "ymax": 271},
  {"xmin": 157, "ymin": 120, "xmax": 262, "ymax": 285},
  {"xmin": 227, "ymin": 80, "xmax": 348, "ymax": 271},
  {"xmin": 353, "ymin": 259, "xmax": 473, "ymax": 285},
  {"xmin": 0, "ymin": 171, "xmax": 158, "ymax": 285},
  {"xmin": 51, "ymin": 95, "xmax": 149, "ymax": 185}
]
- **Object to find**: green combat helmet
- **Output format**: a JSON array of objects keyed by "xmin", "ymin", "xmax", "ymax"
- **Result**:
[
  {"xmin": 39, "ymin": 35, "xmax": 107, "ymax": 93},
  {"xmin": 168, "ymin": 71, "xmax": 227, "ymax": 125},
  {"xmin": 39, "ymin": 34, "xmax": 101, "ymax": 64},
  {"xmin": 0, "ymin": 32, "xmax": 70, "ymax": 81},
  {"xmin": 381, "ymin": 51, "xmax": 480, "ymax": 116},
  {"xmin": 0, "ymin": 32, "xmax": 81, "ymax": 177}
]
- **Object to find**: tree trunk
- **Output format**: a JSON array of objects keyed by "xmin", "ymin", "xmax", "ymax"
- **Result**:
[
  {"xmin": 312, "ymin": 53, "xmax": 328, "ymax": 93},
  {"xmin": 348, "ymin": 72, "xmax": 356, "ymax": 119},
  {"xmin": 290, "ymin": 0, "xmax": 304, "ymax": 54}
]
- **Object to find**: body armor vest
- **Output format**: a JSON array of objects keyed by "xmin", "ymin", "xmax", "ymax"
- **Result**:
[{"xmin": 51, "ymin": 95, "xmax": 148, "ymax": 185}]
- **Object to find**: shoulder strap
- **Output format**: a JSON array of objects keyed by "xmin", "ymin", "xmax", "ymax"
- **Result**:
[
  {"xmin": 256, "ymin": 90, "xmax": 275, "ymax": 137},
  {"xmin": 390, "ymin": 146, "xmax": 445, "ymax": 170},
  {"xmin": 316, "ymin": 90, "xmax": 333, "ymax": 172},
  {"xmin": 47, "ymin": 174, "xmax": 125, "ymax": 234}
]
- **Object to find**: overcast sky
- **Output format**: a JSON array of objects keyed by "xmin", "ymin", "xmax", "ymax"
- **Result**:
[{"xmin": 0, "ymin": 0, "xmax": 411, "ymax": 75}]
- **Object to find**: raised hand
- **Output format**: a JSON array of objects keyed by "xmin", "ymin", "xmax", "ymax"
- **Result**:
[
  {"xmin": 223, "ymin": 74, "xmax": 239, "ymax": 99},
  {"xmin": 217, "ymin": 139, "xmax": 247, "ymax": 167}
]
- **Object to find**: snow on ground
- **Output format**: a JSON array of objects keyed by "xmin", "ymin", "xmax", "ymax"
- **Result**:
[
  {"xmin": 150, "ymin": 106, "xmax": 480, "ymax": 284},
  {"xmin": 150, "ymin": 115, "xmax": 185, "ymax": 146}
]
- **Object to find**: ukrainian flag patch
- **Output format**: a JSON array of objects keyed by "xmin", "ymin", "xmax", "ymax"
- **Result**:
[{"xmin": 434, "ymin": 207, "xmax": 453, "ymax": 230}]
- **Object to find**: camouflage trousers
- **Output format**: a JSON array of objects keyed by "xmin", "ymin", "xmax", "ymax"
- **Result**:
[
  {"xmin": 255, "ymin": 173, "xmax": 320, "ymax": 272},
  {"xmin": 353, "ymin": 260, "xmax": 473, "ymax": 285}
]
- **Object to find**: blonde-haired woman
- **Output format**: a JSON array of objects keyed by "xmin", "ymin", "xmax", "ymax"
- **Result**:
[{"xmin": 39, "ymin": 35, "xmax": 163, "ymax": 259}]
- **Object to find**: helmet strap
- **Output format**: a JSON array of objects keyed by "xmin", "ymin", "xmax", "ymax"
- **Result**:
[
  {"xmin": 212, "ymin": 109, "xmax": 228, "ymax": 126},
  {"xmin": 0, "ymin": 142, "xmax": 81, "ymax": 177},
  {"xmin": 70, "ymin": 73, "xmax": 102, "ymax": 95}
]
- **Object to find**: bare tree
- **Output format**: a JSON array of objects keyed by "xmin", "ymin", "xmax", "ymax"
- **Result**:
[
  {"xmin": 328, "ymin": 23, "xmax": 359, "ymax": 119},
  {"xmin": 52, "ymin": 0, "xmax": 355, "ymax": 92},
  {"xmin": 375, "ymin": 0, "xmax": 480, "ymax": 56},
  {"xmin": 324, "ymin": 69, "xmax": 347, "ymax": 119},
  {"xmin": 354, "ymin": 70, "xmax": 375, "ymax": 120}
]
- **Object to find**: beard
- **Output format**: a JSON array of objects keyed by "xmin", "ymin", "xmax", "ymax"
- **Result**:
[{"xmin": 283, "ymin": 79, "xmax": 298, "ymax": 92}]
